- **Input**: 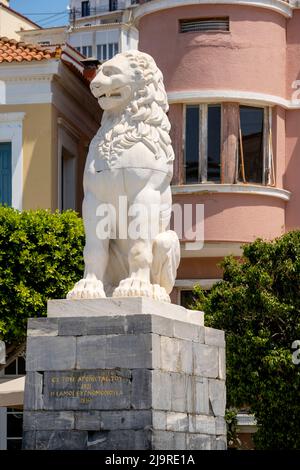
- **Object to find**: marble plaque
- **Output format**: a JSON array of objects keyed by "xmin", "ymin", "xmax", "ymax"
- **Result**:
[{"xmin": 43, "ymin": 370, "xmax": 131, "ymax": 410}]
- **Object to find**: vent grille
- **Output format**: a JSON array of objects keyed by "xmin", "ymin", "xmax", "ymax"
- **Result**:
[{"xmin": 180, "ymin": 17, "xmax": 230, "ymax": 33}]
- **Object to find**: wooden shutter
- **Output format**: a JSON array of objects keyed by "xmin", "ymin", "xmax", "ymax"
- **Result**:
[
  {"xmin": 221, "ymin": 103, "xmax": 239, "ymax": 184},
  {"xmin": 169, "ymin": 104, "xmax": 184, "ymax": 185},
  {"xmin": 0, "ymin": 143, "xmax": 12, "ymax": 206}
]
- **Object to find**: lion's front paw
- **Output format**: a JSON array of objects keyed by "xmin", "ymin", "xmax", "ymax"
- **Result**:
[
  {"xmin": 112, "ymin": 278, "xmax": 170, "ymax": 303},
  {"xmin": 67, "ymin": 278, "xmax": 106, "ymax": 300}
]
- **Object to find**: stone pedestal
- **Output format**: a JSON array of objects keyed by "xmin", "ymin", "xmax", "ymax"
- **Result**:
[{"xmin": 22, "ymin": 298, "xmax": 226, "ymax": 450}]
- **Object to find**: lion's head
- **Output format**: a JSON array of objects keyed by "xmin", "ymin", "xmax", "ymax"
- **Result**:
[{"xmin": 90, "ymin": 50, "xmax": 174, "ymax": 163}]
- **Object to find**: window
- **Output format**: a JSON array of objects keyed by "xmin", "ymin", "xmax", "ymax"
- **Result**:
[
  {"xmin": 207, "ymin": 105, "xmax": 221, "ymax": 182},
  {"xmin": 0, "ymin": 354, "xmax": 25, "ymax": 450},
  {"xmin": 185, "ymin": 106, "xmax": 199, "ymax": 183},
  {"xmin": 183, "ymin": 104, "xmax": 274, "ymax": 186},
  {"xmin": 180, "ymin": 290, "xmax": 197, "ymax": 309},
  {"xmin": 185, "ymin": 104, "xmax": 221, "ymax": 183},
  {"xmin": 97, "ymin": 44, "xmax": 107, "ymax": 61},
  {"xmin": 0, "ymin": 113, "xmax": 24, "ymax": 210},
  {"xmin": 3, "ymin": 356, "xmax": 26, "ymax": 376},
  {"xmin": 6, "ymin": 408, "xmax": 23, "ymax": 450},
  {"xmin": 109, "ymin": 0, "xmax": 118, "ymax": 11},
  {"xmin": 108, "ymin": 42, "xmax": 118, "ymax": 59},
  {"xmin": 97, "ymin": 43, "xmax": 119, "ymax": 61},
  {"xmin": 0, "ymin": 408, "xmax": 23, "ymax": 450},
  {"xmin": 180, "ymin": 17, "xmax": 229, "ymax": 34},
  {"xmin": 81, "ymin": 1, "xmax": 90, "ymax": 17},
  {"xmin": 82, "ymin": 45, "xmax": 93, "ymax": 58},
  {"xmin": 239, "ymin": 106, "xmax": 264, "ymax": 184},
  {"xmin": 0, "ymin": 142, "xmax": 12, "ymax": 206},
  {"xmin": 61, "ymin": 147, "xmax": 76, "ymax": 211}
]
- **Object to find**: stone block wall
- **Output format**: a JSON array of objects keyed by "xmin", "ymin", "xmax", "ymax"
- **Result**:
[{"xmin": 23, "ymin": 310, "xmax": 226, "ymax": 450}]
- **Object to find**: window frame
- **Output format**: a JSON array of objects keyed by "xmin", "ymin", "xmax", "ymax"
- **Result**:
[
  {"xmin": 0, "ymin": 407, "xmax": 23, "ymax": 450},
  {"xmin": 109, "ymin": 0, "xmax": 119, "ymax": 12},
  {"xmin": 0, "ymin": 113, "xmax": 25, "ymax": 210},
  {"xmin": 175, "ymin": 278, "xmax": 221, "ymax": 306},
  {"xmin": 184, "ymin": 103, "xmax": 222, "ymax": 184},
  {"xmin": 82, "ymin": 45, "xmax": 93, "ymax": 58},
  {"xmin": 0, "ymin": 142, "xmax": 12, "ymax": 206},
  {"xmin": 81, "ymin": 1, "xmax": 90, "ymax": 18},
  {"xmin": 5, "ymin": 408, "xmax": 23, "ymax": 449},
  {"xmin": 0, "ymin": 353, "xmax": 25, "ymax": 450},
  {"xmin": 237, "ymin": 105, "xmax": 274, "ymax": 186},
  {"xmin": 1, "ymin": 355, "xmax": 26, "ymax": 377},
  {"xmin": 97, "ymin": 42, "xmax": 119, "ymax": 61},
  {"xmin": 182, "ymin": 103, "xmax": 274, "ymax": 186}
]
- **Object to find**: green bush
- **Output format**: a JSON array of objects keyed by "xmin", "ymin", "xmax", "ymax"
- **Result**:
[
  {"xmin": 192, "ymin": 231, "xmax": 300, "ymax": 449},
  {"xmin": 0, "ymin": 207, "xmax": 84, "ymax": 345}
]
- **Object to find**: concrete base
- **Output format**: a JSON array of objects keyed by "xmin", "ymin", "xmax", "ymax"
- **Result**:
[{"xmin": 22, "ymin": 298, "xmax": 226, "ymax": 450}]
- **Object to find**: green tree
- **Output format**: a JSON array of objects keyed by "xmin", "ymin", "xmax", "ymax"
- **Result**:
[
  {"xmin": 0, "ymin": 207, "xmax": 84, "ymax": 348},
  {"xmin": 192, "ymin": 231, "xmax": 300, "ymax": 449}
]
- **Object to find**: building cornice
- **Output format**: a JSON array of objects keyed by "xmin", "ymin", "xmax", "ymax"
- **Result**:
[
  {"xmin": 52, "ymin": 70, "xmax": 99, "ymax": 138},
  {"xmin": 175, "ymin": 278, "xmax": 222, "ymax": 289},
  {"xmin": 57, "ymin": 117, "xmax": 81, "ymax": 141},
  {"xmin": 133, "ymin": 0, "xmax": 293, "ymax": 21},
  {"xmin": 0, "ymin": 60, "xmax": 99, "ymax": 137},
  {"xmin": 180, "ymin": 241, "xmax": 244, "ymax": 258},
  {"xmin": 172, "ymin": 183, "xmax": 291, "ymax": 201},
  {"xmin": 167, "ymin": 89, "xmax": 300, "ymax": 110},
  {"xmin": 0, "ymin": 59, "xmax": 59, "ymax": 82}
]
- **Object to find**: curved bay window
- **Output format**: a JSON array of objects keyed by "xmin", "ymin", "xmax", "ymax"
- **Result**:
[{"xmin": 183, "ymin": 103, "xmax": 274, "ymax": 186}]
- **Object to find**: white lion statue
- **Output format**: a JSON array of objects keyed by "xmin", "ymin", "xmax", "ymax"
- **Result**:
[{"xmin": 67, "ymin": 50, "xmax": 180, "ymax": 303}]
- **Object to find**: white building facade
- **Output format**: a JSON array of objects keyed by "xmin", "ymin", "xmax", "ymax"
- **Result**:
[{"xmin": 19, "ymin": 0, "xmax": 139, "ymax": 61}]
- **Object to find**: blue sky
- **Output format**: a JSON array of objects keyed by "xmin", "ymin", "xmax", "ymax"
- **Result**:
[{"xmin": 10, "ymin": 0, "xmax": 70, "ymax": 28}]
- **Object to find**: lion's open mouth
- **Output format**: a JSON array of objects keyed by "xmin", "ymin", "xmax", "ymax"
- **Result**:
[{"xmin": 99, "ymin": 91, "xmax": 122, "ymax": 99}]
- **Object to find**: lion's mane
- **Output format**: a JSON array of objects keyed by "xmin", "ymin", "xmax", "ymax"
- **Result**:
[{"xmin": 95, "ymin": 50, "xmax": 175, "ymax": 163}]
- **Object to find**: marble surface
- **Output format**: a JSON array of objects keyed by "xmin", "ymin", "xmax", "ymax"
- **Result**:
[
  {"xmin": 48, "ymin": 297, "xmax": 204, "ymax": 326},
  {"xmin": 67, "ymin": 50, "xmax": 180, "ymax": 303}
]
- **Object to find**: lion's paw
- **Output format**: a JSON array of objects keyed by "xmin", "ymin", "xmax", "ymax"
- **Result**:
[
  {"xmin": 112, "ymin": 278, "xmax": 170, "ymax": 303},
  {"xmin": 67, "ymin": 278, "xmax": 106, "ymax": 300}
]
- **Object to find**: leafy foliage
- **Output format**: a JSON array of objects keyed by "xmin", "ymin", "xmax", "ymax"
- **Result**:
[
  {"xmin": 192, "ymin": 231, "xmax": 300, "ymax": 449},
  {"xmin": 0, "ymin": 207, "xmax": 84, "ymax": 345},
  {"xmin": 225, "ymin": 408, "xmax": 241, "ymax": 448}
]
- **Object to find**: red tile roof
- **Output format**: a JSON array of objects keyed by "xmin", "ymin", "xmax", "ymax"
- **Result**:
[{"xmin": 0, "ymin": 37, "xmax": 55, "ymax": 63}]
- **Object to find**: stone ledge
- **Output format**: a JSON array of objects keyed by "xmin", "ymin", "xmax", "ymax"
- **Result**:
[
  {"xmin": 47, "ymin": 297, "xmax": 204, "ymax": 326},
  {"xmin": 28, "ymin": 315, "xmax": 206, "ymax": 343}
]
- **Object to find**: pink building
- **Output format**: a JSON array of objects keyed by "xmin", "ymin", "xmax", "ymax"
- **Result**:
[{"xmin": 134, "ymin": 0, "xmax": 300, "ymax": 308}]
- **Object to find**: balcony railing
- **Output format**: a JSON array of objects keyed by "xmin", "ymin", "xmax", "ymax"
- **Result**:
[{"xmin": 69, "ymin": 0, "xmax": 139, "ymax": 22}]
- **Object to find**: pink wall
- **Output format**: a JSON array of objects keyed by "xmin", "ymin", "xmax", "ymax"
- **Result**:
[
  {"xmin": 272, "ymin": 106, "xmax": 286, "ymax": 190},
  {"xmin": 177, "ymin": 257, "xmax": 224, "ymax": 279},
  {"xmin": 285, "ymin": 11, "xmax": 300, "ymax": 230},
  {"xmin": 139, "ymin": 5, "xmax": 286, "ymax": 98},
  {"xmin": 173, "ymin": 193, "xmax": 286, "ymax": 243},
  {"xmin": 285, "ymin": 109, "xmax": 300, "ymax": 230},
  {"xmin": 286, "ymin": 10, "xmax": 300, "ymax": 100}
]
